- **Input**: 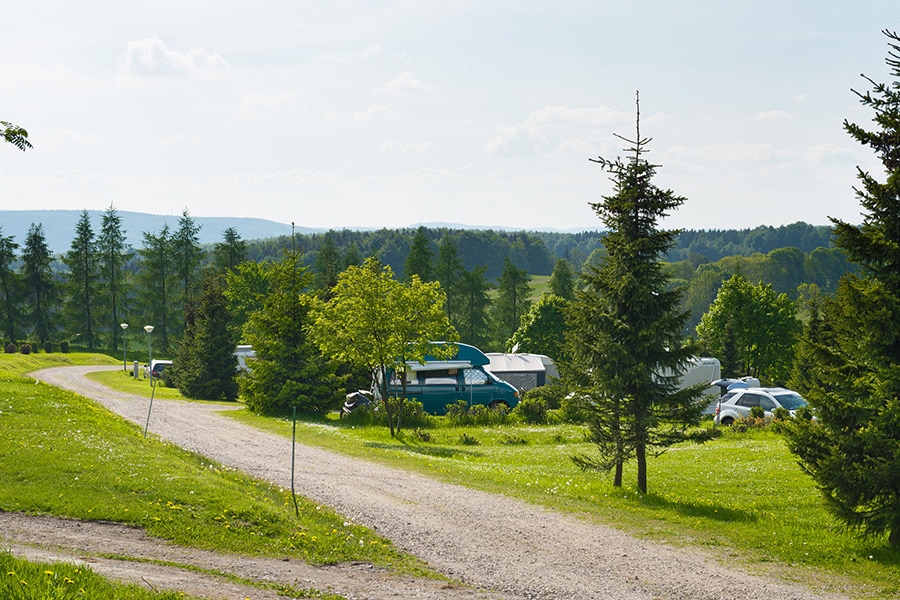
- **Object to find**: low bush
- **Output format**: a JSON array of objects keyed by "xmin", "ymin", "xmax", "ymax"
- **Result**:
[
  {"xmin": 59, "ymin": 341, "xmax": 69, "ymax": 353},
  {"xmin": 43, "ymin": 341, "xmax": 53, "ymax": 353},
  {"xmin": 4, "ymin": 343, "xmax": 15, "ymax": 354},
  {"xmin": 446, "ymin": 400, "xmax": 509, "ymax": 426},
  {"xmin": 512, "ymin": 395, "xmax": 548, "ymax": 424},
  {"xmin": 19, "ymin": 343, "xmax": 31, "ymax": 355}
]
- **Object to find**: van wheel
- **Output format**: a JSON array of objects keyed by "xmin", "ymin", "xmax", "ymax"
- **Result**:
[
  {"xmin": 489, "ymin": 401, "xmax": 508, "ymax": 410},
  {"xmin": 720, "ymin": 416, "xmax": 734, "ymax": 426}
]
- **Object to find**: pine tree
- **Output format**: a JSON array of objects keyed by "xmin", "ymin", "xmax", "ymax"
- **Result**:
[
  {"xmin": 62, "ymin": 210, "xmax": 99, "ymax": 350},
  {"xmin": 98, "ymin": 205, "xmax": 129, "ymax": 351},
  {"xmin": 404, "ymin": 226, "xmax": 434, "ymax": 282},
  {"xmin": 548, "ymin": 258, "xmax": 576, "ymax": 300},
  {"xmin": 492, "ymin": 258, "xmax": 531, "ymax": 347},
  {"xmin": 137, "ymin": 226, "xmax": 176, "ymax": 351},
  {"xmin": 456, "ymin": 266, "xmax": 492, "ymax": 349},
  {"xmin": 0, "ymin": 229, "xmax": 21, "ymax": 342},
  {"xmin": 784, "ymin": 30, "xmax": 900, "ymax": 547},
  {"xmin": 213, "ymin": 227, "xmax": 246, "ymax": 274},
  {"xmin": 313, "ymin": 231, "xmax": 341, "ymax": 297},
  {"xmin": 174, "ymin": 272, "xmax": 239, "ymax": 401},
  {"xmin": 20, "ymin": 223, "xmax": 56, "ymax": 346},
  {"xmin": 435, "ymin": 235, "xmax": 464, "ymax": 321},
  {"xmin": 567, "ymin": 94, "xmax": 710, "ymax": 493}
]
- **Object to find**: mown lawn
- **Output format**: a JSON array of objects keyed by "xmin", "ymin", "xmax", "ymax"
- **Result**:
[
  {"xmin": 0, "ymin": 352, "xmax": 428, "ymax": 599},
  {"xmin": 229, "ymin": 409, "xmax": 900, "ymax": 599}
]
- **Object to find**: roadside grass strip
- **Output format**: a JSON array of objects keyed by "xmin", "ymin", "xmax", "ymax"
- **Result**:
[
  {"xmin": 230, "ymin": 410, "xmax": 900, "ymax": 599},
  {"xmin": 0, "ymin": 354, "xmax": 420, "ymax": 575}
]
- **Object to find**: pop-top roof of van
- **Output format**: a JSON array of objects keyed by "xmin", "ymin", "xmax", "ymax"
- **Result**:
[{"xmin": 417, "ymin": 342, "xmax": 490, "ymax": 368}]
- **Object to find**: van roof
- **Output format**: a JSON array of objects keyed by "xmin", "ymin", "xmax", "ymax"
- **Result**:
[{"xmin": 421, "ymin": 342, "xmax": 489, "ymax": 367}]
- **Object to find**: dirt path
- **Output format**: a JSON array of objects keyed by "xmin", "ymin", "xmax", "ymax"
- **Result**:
[{"xmin": 2, "ymin": 366, "xmax": 848, "ymax": 600}]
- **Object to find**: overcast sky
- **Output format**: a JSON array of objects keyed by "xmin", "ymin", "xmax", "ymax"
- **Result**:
[{"xmin": 1, "ymin": 2, "xmax": 897, "ymax": 232}]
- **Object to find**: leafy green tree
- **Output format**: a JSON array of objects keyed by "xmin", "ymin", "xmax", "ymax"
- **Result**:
[
  {"xmin": 1, "ymin": 121, "xmax": 31, "ymax": 151},
  {"xmin": 784, "ymin": 30, "xmax": 900, "ymax": 547},
  {"xmin": 241, "ymin": 249, "xmax": 343, "ymax": 415},
  {"xmin": 224, "ymin": 260, "xmax": 271, "ymax": 341},
  {"xmin": 173, "ymin": 272, "xmax": 238, "ymax": 401},
  {"xmin": 308, "ymin": 257, "xmax": 456, "ymax": 436},
  {"xmin": 695, "ymin": 274, "xmax": 800, "ymax": 383},
  {"xmin": 455, "ymin": 266, "xmax": 493, "ymax": 349},
  {"xmin": 404, "ymin": 226, "xmax": 434, "ymax": 282},
  {"xmin": 20, "ymin": 223, "xmax": 56, "ymax": 346},
  {"xmin": 492, "ymin": 257, "xmax": 532, "ymax": 347},
  {"xmin": 435, "ymin": 235, "xmax": 464, "ymax": 321},
  {"xmin": 548, "ymin": 258, "xmax": 576, "ymax": 300},
  {"xmin": 136, "ymin": 226, "xmax": 176, "ymax": 351},
  {"xmin": 62, "ymin": 210, "xmax": 99, "ymax": 350},
  {"xmin": 0, "ymin": 229, "xmax": 21, "ymax": 342},
  {"xmin": 212, "ymin": 227, "xmax": 246, "ymax": 274},
  {"xmin": 507, "ymin": 293, "xmax": 568, "ymax": 360},
  {"xmin": 97, "ymin": 205, "xmax": 130, "ymax": 351},
  {"xmin": 566, "ymin": 103, "xmax": 710, "ymax": 493}
]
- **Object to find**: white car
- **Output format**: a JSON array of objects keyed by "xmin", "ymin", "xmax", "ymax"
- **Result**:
[{"xmin": 713, "ymin": 387, "xmax": 807, "ymax": 425}]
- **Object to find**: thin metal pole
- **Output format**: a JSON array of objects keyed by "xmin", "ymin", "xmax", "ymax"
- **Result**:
[
  {"xmin": 291, "ymin": 406, "xmax": 299, "ymax": 517},
  {"xmin": 143, "ymin": 382, "xmax": 156, "ymax": 438}
]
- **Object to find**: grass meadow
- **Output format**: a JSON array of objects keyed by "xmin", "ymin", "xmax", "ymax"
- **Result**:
[
  {"xmin": 0, "ymin": 352, "xmax": 424, "ymax": 599},
  {"xmin": 5, "ymin": 351, "xmax": 900, "ymax": 598},
  {"xmin": 229, "ymin": 409, "xmax": 900, "ymax": 599}
]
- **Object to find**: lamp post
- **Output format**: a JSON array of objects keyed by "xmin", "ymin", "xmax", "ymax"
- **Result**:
[
  {"xmin": 143, "ymin": 324, "xmax": 156, "ymax": 437},
  {"xmin": 120, "ymin": 323, "xmax": 128, "ymax": 371},
  {"xmin": 144, "ymin": 325, "xmax": 154, "ymax": 386}
]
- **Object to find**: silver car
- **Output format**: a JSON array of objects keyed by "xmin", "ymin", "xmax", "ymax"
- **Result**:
[{"xmin": 713, "ymin": 387, "xmax": 807, "ymax": 425}]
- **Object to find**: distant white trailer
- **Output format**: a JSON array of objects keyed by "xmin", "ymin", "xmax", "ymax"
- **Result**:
[
  {"xmin": 235, "ymin": 344, "xmax": 256, "ymax": 373},
  {"xmin": 486, "ymin": 353, "xmax": 560, "ymax": 392}
]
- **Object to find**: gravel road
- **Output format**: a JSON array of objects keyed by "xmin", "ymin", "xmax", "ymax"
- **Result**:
[{"xmin": 2, "ymin": 365, "xmax": 849, "ymax": 600}]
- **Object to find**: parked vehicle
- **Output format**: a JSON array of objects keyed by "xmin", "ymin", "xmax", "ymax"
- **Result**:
[
  {"xmin": 713, "ymin": 387, "xmax": 808, "ymax": 425},
  {"xmin": 372, "ymin": 342, "xmax": 520, "ymax": 415}
]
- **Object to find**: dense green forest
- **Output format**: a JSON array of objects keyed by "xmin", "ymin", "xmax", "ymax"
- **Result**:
[{"xmin": 0, "ymin": 215, "xmax": 850, "ymax": 364}]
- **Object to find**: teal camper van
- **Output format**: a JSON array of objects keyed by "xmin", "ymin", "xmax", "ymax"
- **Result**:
[{"xmin": 375, "ymin": 342, "xmax": 521, "ymax": 415}]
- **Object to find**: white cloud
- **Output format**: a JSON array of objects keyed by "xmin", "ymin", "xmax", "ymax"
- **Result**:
[
  {"xmin": 380, "ymin": 71, "xmax": 430, "ymax": 94},
  {"xmin": 238, "ymin": 91, "xmax": 305, "ymax": 117},
  {"xmin": 158, "ymin": 133, "xmax": 201, "ymax": 147},
  {"xmin": 316, "ymin": 44, "xmax": 384, "ymax": 64},
  {"xmin": 326, "ymin": 105, "xmax": 399, "ymax": 123},
  {"xmin": 379, "ymin": 140, "xmax": 437, "ymax": 153},
  {"xmin": 119, "ymin": 38, "xmax": 230, "ymax": 79},
  {"xmin": 756, "ymin": 109, "xmax": 791, "ymax": 121}
]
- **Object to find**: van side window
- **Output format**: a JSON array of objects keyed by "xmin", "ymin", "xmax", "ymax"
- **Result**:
[
  {"xmin": 423, "ymin": 369, "xmax": 458, "ymax": 385},
  {"xmin": 464, "ymin": 368, "xmax": 490, "ymax": 385}
]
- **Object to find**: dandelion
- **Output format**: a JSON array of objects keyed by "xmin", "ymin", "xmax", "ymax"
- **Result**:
[{"xmin": 44, "ymin": 570, "xmax": 54, "ymax": 576}]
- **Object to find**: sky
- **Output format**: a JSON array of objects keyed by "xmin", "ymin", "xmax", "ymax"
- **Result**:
[{"xmin": 1, "ymin": 1, "xmax": 898, "ymax": 232}]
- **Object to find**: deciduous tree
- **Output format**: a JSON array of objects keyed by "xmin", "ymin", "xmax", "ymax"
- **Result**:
[{"xmin": 308, "ymin": 257, "xmax": 456, "ymax": 436}]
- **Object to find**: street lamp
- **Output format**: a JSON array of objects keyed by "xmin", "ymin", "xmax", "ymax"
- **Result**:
[
  {"xmin": 144, "ymin": 325, "xmax": 155, "ymax": 386},
  {"xmin": 120, "ymin": 323, "xmax": 128, "ymax": 371}
]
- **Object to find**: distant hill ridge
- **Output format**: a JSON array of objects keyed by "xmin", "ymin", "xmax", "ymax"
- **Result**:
[{"xmin": 0, "ymin": 210, "xmax": 300, "ymax": 253}]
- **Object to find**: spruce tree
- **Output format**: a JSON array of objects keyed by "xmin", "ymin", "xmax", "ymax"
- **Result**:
[
  {"xmin": 20, "ymin": 223, "xmax": 56, "ymax": 347},
  {"xmin": 174, "ymin": 272, "xmax": 239, "ymax": 401},
  {"xmin": 784, "ymin": 30, "xmax": 900, "ymax": 546},
  {"xmin": 98, "ymin": 205, "xmax": 129, "ymax": 351},
  {"xmin": 404, "ymin": 226, "xmax": 434, "ymax": 282},
  {"xmin": 62, "ymin": 210, "xmax": 99, "ymax": 350},
  {"xmin": 567, "ymin": 95, "xmax": 710, "ymax": 493},
  {"xmin": 0, "ymin": 229, "xmax": 21, "ymax": 342}
]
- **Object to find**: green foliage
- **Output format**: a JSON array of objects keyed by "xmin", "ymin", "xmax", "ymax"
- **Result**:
[
  {"xmin": 1, "ymin": 120, "xmax": 32, "ymax": 151},
  {"xmin": 0, "ymin": 552, "xmax": 186, "ymax": 600},
  {"xmin": 308, "ymin": 257, "xmax": 456, "ymax": 435},
  {"xmin": 62, "ymin": 210, "xmax": 99, "ymax": 351},
  {"xmin": 0, "ymin": 227, "xmax": 22, "ymax": 342},
  {"xmin": 506, "ymin": 293, "xmax": 567, "ymax": 359},
  {"xmin": 173, "ymin": 272, "xmax": 239, "ymax": 401},
  {"xmin": 492, "ymin": 257, "xmax": 532, "ymax": 347},
  {"xmin": 404, "ymin": 226, "xmax": 435, "ymax": 282},
  {"xmin": 785, "ymin": 30, "xmax": 900, "ymax": 548},
  {"xmin": 212, "ymin": 226, "xmax": 247, "ymax": 274},
  {"xmin": 454, "ymin": 265, "xmax": 493, "ymax": 349},
  {"xmin": 97, "ymin": 205, "xmax": 129, "ymax": 353},
  {"xmin": 696, "ymin": 274, "xmax": 801, "ymax": 384},
  {"xmin": 445, "ymin": 400, "xmax": 509, "ymax": 426},
  {"xmin": 567, "ymin": 109, "xmax": 710, "ymax": 493},
  {"xmin": 241, "ymin": 250, "xmax": 344, "ymax": 415},
  {"xmin": 20, "ymin": 223, "xmax": 56, "ymax": 346},
  {"xmin": 548, "ymin": 258, "xmax": 576, "ymax": 300},
  {"xmin": 136, "ymin": 226, "xmax": 177, "ymax": 351},
  {"xmin": 511, "ymin": 394, "xmax": 549, "ymax": 424}
]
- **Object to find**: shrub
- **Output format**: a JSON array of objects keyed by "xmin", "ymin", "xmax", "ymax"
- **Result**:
[
  {"xmin": 43, "ymin": 341, "xmax": 53, "ymax": 353},
  {"xmin": 513, "ymin": 395, "xmax": 548, "ymax": 424},
  {"xmin": 59, "ymin": 340, "xmax": 69, "ymax": 353},
  {"xmin": 413, "ymin": 428, "xmax": 431, "ymax": 442},
  {"xmin": 459, "ymin": 433, "xmax": 479, "ymax": 445},
  {"xmin": 772, "ymin": 407, "xmax": 791, "ymax": 421},
  {"xmin": 19, "ymin": 343, "xmax": 31, "ymax": 355},
  {"xmin": 446, "ymin": 401, "xmax": 509, "ymax": 426},
  {"xmin": 499, "ymin": 433, "xmax": 527, "ymax": 445},
  {"xmin": 559, "ymin": 392, "xmax": 591, "ymax": 424},
  {"xmin": 4, "ymin": 342, "xmax": 15, "ymax": 354},
  {"xmin": 749, "ymin": 405, "xmax": 766, "ymax": 419}
]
